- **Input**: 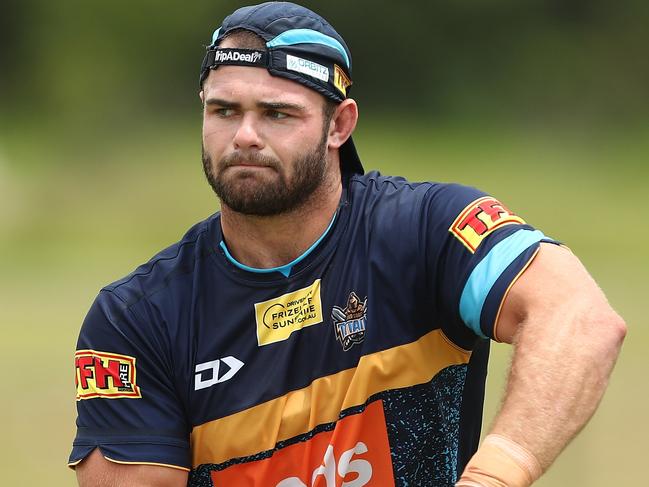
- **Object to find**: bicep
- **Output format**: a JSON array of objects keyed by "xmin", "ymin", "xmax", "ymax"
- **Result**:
[
  {"xmin": 76, "ymin": 449, "xmax": 188, "ymax": 487},
  {"xmin": 495, "ymin": 242, "xmax": 619, "ymax": 343}
]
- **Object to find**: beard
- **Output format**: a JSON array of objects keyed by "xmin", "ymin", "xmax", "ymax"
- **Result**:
[{"xmin": 202, "ymin": 130, "xmax": 329, "ymax": 217}]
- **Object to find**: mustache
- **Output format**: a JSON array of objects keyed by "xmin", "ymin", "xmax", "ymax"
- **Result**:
[{"xmin": 219, "ymin": 151, "xmax": 281, "ymax": 170}]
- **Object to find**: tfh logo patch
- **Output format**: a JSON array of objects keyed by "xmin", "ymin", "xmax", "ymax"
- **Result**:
[
  {"xmin": 449, "ymin": 196, "xmax": 525, "ymax": 252},
  {"xmin": 75, "ymin": 350, "xmax": 141, "ymax": 400},
  {"xmin": 331, "ymin": 292, "xmax": 367, "ymax": 351}
]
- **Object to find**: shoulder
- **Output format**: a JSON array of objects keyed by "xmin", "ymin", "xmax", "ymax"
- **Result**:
[
  {"xmin": 348, "ymin": 171, "xmax": 433, "ymax": 197},
  {"xmin": 77, "ymin": 213, "xmax": 220, "ymax": 355},
  {"xmin": 346, "ymin": 171, "xmax": 487, "ymax": 225},
  {"xmin": 102, "ymin": 213, "xmax": 219, "ymax": 307}
]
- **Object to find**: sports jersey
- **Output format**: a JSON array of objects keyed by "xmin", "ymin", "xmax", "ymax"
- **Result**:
[{"xmin": 69, "ymin": 171, "xmax": 554, "ymax": 486}]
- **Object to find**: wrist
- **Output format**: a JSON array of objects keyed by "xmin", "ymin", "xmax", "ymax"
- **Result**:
[{"xmin": 456, "ymin": 434, "xmax": 542, "ymax": 487}]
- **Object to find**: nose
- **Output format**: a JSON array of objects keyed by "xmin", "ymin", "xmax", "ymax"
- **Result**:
[{"xmin": 232, "ymin": 113, "xmax": 264, "ymax": 151}]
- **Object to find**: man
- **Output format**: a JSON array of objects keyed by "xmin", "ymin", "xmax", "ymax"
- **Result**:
[{"xmin": 69, "ymin": 2, "xmax": 626, "ymax": 486}]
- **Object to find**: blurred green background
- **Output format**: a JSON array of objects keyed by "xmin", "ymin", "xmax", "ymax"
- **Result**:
[{"xmin": 1, "ymin": 0, "xmax": 646, "ymax": 485}]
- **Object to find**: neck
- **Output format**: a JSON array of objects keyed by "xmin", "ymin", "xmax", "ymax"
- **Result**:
[{"xmin": 220, "ymin": 169, "xmax": 342, "ymax": 270}]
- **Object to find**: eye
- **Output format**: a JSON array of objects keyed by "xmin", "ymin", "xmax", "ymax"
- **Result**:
[
  {"xmin": 266, "ymin": 110, "xmax": 288, "ymax": 120},
  {"xmin": 213, "ymin": 107, "xmax": 235, "ymax": 117}
]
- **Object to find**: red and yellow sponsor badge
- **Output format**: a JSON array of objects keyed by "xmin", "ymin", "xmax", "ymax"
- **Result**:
[
  {"xmin": 449, "ymin": 196, "xmax": 525, "ymax": 253},
  {"xmin": 75, "ymin": 350, "xmax": 142, "ymax": 400},
  {"xmin": 334, "ymin": 64, "xmax": 352, "ymax": 97},
  {"xmin": 210, "ymin": 399, "xmax": 394, "ymax": 486}
]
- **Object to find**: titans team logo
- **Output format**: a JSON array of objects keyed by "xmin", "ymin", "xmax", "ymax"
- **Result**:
[{"xmin": 331, "ymin": 292, "xmax": 367, "ymax": 351}]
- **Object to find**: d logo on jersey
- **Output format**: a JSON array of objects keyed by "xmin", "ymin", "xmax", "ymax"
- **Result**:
[
  {"xmin": 194, "ymin": 356, "xmax": 244, "ymax": 391},
  {"xmin": 75, "ymin": 350, "xmax": 141, "ymax": 400},
  {"xmin": 450, "ymin": 196, "xmax": 525, "ymax": 252}
]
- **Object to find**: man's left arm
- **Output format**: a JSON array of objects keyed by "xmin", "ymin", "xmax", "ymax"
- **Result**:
[{"xmin": 458, "ymin": 243, "xmax": 627, "ymax": 486}]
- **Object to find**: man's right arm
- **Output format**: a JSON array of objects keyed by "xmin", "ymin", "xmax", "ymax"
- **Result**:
[
  {"xmin": 76, "ymin": 449, "xmax": 188, "ymax": 487},
  {"xmin": 70, "ymin": 291, "xmax": 191, "ymax": 481}
]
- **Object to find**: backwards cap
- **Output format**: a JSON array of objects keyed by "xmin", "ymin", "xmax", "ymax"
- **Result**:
[{"xmin": 200, "ymin": 1, "xmax": 363, "ymax": 175}]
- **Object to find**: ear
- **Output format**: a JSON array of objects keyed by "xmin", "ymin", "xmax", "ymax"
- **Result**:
[
  {"xmin": 199, "ymin": 90, "xmax": 205, "ymax": 104},
  {"xmin": 327, "ymin": 99, "xmax": 358, "ymax": 150}
]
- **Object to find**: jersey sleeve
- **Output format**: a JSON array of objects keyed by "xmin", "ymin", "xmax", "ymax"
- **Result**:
[
  {"xmin": 68, "ymin": 289, "xmax": 190, "ymax": 471},
  {"xmin": 425, "ymin": 184, "xmax": 558, "ymax": 344}
]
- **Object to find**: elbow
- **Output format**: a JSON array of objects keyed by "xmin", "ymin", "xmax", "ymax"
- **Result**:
[
  {"xmin": 612, "ymin": 314, "xmax": 627, "ymax": 345},
  {"xmin": 600, "ymin": 310, "xmax": 627, "ymax": 356},
  {"xmin": 577, "ymin": 301, "xmax": 627, "ymax": 362}
]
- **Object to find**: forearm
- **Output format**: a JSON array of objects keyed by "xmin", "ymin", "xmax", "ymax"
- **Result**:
[
  {"xmin": 457, "ymin": 245, "xmax": 627, "ymax": 486},
  {"xmin": 490, "ymin": 296, "xmax": 626, "ymax": 471},
  {"xmin": 76, "ymin": 449, "xmax": 188, "ymax": 487}
]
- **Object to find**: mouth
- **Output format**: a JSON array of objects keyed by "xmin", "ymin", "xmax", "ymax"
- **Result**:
[
  {"xmin": 232, "ymin": 161, "xmax": 271, "ymax": 167},
  {"xmin": 218, "ymin": 152, "xmax": 280, "ymax": 173},
  {"xmin": 226, "ymin": 162, "xmax": 275, "ymax": 171}
]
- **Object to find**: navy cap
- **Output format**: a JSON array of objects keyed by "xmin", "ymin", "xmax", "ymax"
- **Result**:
[{"xmin": 200, "ymin": 2, "xmax": 363, "ymax": 175}]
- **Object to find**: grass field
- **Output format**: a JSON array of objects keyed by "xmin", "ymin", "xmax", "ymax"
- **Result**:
[{"xmin": 0, "ymin": 119, "xmax": 646, "ymax": 485}]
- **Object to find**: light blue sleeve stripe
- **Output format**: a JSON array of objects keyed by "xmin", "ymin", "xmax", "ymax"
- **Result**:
[
  {"xmin": 459, "ymin": 229, "xmax": 546, "ymax": 338},
  {"xmin": 266, "ymin": 29, "xmax": 350, "ymax": 68}
]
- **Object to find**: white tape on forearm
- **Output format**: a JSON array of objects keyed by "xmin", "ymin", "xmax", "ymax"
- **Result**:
[
  {"xmin": 455, "ymin": 433, "xmax": 543, "ymax": 487},
  {"xmin": 483, "ymin": 434, "xmax": 542, "ymax": 481}
]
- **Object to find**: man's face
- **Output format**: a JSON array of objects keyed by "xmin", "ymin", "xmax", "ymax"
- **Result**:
[{"xmin": 201, "ymin": 59, "xmax": 332, "ymax": 216}]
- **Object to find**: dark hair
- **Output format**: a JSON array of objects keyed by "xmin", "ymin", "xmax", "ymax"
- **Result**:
[{"xmin": 221, "ymin": 28, "xmax": 266, "ymax": 49}]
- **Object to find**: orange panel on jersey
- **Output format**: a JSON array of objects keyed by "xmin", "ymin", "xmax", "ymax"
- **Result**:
[{"xmin": 210, "ymin": 399, "xmax": 394, "ymax": 487}]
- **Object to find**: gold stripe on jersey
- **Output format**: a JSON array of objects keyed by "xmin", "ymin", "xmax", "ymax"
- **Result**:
[{"xmin": 191, "ymin": 328, "xmax": 471, "ymax": 466}]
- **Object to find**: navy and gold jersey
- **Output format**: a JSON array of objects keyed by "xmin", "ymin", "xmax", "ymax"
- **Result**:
[{"xmin": 69, "ymin": 172, "xmax": 554, "ymax": 486}]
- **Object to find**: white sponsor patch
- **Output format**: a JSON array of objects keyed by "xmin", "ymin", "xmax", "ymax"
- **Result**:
[{"xmin": 286, "ymin": 54, "xmax": 329, "ymax": 82}]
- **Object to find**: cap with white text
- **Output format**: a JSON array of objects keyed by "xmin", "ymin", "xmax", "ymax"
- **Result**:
[{"xmin": 200, "ymin": 1, "xmax": 363, "ymax": 174}]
